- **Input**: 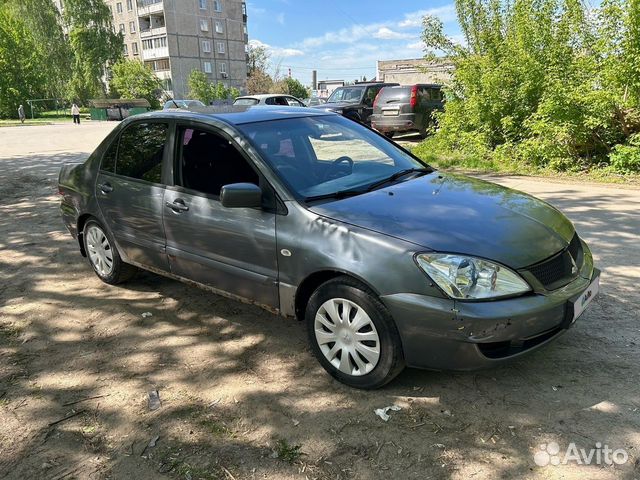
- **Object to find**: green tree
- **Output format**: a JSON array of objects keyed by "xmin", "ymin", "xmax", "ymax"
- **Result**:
[
  {"xmin": 188, "ymin": 70, "xmax": 239, "ymax": 104},
  {"xmin": 419, "ymin": 0, "xmax": 640, "ymax": 172},
  {"xmin": 0, "ymin": 5, "xmax": 48, "ymax": 118},
  {"xmin": 274, "ymin": 77, "xmax": 310, "ymax": 99},
  {"xmin": 5, "ymin": 0, "xmax": 71, "ymax": 99},
  {"xmin": 63, "ymin": 0, "xmax": 123, "ymax": 102},
  {"xmin": 110, "ymin": 59, "xmax": 162, "ymax": 109}
]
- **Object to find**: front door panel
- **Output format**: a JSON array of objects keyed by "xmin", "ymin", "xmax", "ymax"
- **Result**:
[{"xmin": 163, "ymin": 189, "xmax": 279, "ymax": 307}]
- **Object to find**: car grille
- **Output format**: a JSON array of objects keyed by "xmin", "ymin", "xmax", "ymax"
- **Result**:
[{"xmin": 525, "ymin": 233, "xmax": 583, "ymax": 290}]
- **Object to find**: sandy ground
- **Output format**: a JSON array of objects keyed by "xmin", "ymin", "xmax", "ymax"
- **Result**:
[{"xmin": 1, "ymin": 122, "xmax": 639, "ymax": 480}]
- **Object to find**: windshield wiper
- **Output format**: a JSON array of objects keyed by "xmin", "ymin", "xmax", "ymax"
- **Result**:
[
  {"xmin": 304, "ymin": 188, "xmax": 366, "ymax": 203},
  {"xmin": 365, "ymin": 167, "xmax": 431, "ymax": 192}
]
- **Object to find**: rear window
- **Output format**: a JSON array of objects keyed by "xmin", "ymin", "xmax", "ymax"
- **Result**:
[
  {"xmin": 233, "ymin": 98, "xmax": 259, "ymax": 106},
  {"xmin": 377, "ymin": 86, "xmax": 411, "ymax": 101}
]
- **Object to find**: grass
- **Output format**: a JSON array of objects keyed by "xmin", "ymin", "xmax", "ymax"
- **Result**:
[
  {"xmin": 412, "ymin": 140, "xmax": 640, "ymax": 185},
  {"xmin": 274, "ymin": 438, "xmax": 302, "ymax": 464},
  {"xmin": 0, "ymin": 108, "xmax": 90, "ymax": 127}
]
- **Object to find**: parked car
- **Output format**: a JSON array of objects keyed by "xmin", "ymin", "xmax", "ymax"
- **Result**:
[
  {"xmin": 233, "ymin": 94, "xmax": 306, "ymax": 107},
  {"xmin": 163, "ymin": 99, "xmax": 206, "ymax": 110},
  {"xmin": 311, "ymin": 82, "xmax": 399, "ymax": 126},
  {"xmin": 305, "ymin": 97, "xmax": 326, "ymax": 106},
  {"xmin": 371, "ymin": 84, "xmax": 444, "ymax": 138},
  {"xmin": 59, "ymin": 107, "xmax": 599, "ymax": 389}
]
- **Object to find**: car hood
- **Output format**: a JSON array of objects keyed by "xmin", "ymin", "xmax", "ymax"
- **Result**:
[{"xmin": 308, "ymin": 173, "xmax": 575, "ymax": 269}]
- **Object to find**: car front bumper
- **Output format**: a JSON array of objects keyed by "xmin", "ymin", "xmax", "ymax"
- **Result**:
[{"xmin": 380, "ymin": 256, "xmax": 599, "ymax": 371}]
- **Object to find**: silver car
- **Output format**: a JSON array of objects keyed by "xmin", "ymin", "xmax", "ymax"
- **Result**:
[
  {"xmin": 58, "ymin": 107, "xmax": 599, "ymax": 389},
  {"xmin": 233, "ymin": 94, "xmax": 306, "ymax": 107}
]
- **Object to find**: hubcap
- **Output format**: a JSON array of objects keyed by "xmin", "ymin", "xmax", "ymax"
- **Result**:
[
  {"xmin": 86, "ymin": 225, "xmax": 114, "ymax": 277},
  {"xmin": 314, "ymin": 298, "xmax": 380, "ymax": 376}
]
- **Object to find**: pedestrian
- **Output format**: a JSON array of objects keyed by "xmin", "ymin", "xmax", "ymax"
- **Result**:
[
  {"xmin": 18, "ymin": 104, "xmax": 25, "ymax": 124},
  {"xmin": 71, "ymin": 103, "xmax": 80, "ymax": 125}
]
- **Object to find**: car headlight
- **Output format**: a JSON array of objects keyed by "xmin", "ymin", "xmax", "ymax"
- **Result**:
[{"xmin": 416, "ymin": 253, "xmax": 531, "ymax": 300}]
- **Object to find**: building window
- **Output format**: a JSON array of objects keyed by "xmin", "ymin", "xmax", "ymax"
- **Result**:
[
  {"xmin": 132, "ymin": 42, "xmax": 139, "ymax": 55},
  {"xmin": 142, "ymin": 39, "xmax": 153, "ymax": 50},
  {"xmin": 129, "ymin": 21, "xmax": 136, "ymax": 33},
  {"xmin": 202, "ymin": 40, "xmax": 211, "ymax": 53},
  {"xmin": 199, "ymin": 0, "xmax": 207, "ymax": 9},
  {"xmin": 126, "ymin": 0, "xmax": 133, "ymax": 10},
  {"xmin": 204, "ymin": 61, "xmax": 212, "ymax": 73},
  {"xmin": 217, "ymin": 41, "xmax": 225, "ymax": 54},
  {"xmin": 215, "ymin": 20, "xmax": 223, "ymax": 33},
  {"xmin": 242, "ymin": 2, "xmax": 246, "ymax": 15},
  {"xmin": 213, "ymin": 0, "xmax": 222, "ymax": 12},
  {"xmin": 243, "ymin": 24, "xmax": 247, "ymax": 35},
  {"xmin": 116, "ymin": 2, "xmax": 122, "ymax": 13},
  {"xmin": 154, "ymin": 36, "xmax": 167, "ymax": 48},
  {"xmin": 123, "ymin": 44, "xmax": 128, "ymax": 55},
  {"xmin": 200, "ymin": 19, "xmax": 208, "ymax": 31},
  {"xmin": 119, "ymin": 23, "xmax": 125, "ymax": 34},
  {"xmin": 220, "ymin": 62, "xmax": 226, "ymax": 74}
]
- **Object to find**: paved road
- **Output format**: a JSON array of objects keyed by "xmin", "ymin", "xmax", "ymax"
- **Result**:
[{"xmin": 1, "ymin": 122, "xmax": 639, "ymax": 480}]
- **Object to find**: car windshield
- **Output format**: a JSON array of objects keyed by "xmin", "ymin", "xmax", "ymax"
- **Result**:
[
  {"xmin": 234, "ymin": 98, "xmax": 260, "ymax": 106},
  {"xmin": 327, "ymin": 87, "xmax": 365, "ymax": 104},
  {"xmin": 238, "ymin": 115, "xmax": 429, "ymax": 200}
]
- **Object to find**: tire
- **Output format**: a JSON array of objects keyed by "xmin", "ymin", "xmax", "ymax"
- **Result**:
[
  {"xmin": 384, "ymin": 132, "xmax": 395, "ymax": 139},
  {"xmin": 306, "ymin": 276, "xmax": 405, "ymax": 389},
  {"xmin": 83, "ymin": 219, "xmax": 137, "ymax": 285}
]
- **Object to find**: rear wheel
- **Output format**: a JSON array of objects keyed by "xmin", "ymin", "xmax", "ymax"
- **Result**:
[
  {"xmin": 83, "ymin": 219, "xmax": 137, "ymax": 284},
  {"xmin": 306, "ymin": 276, "xmax": 405, "ymax": 389}
]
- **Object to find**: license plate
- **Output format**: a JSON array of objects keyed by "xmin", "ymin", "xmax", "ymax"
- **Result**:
[
  {"xmin": 572, "ymin": 275, "xmax": 599, "ymax": 322},
  {"xmin": 383, "ymin": 109, "xmax": 399, "ymax": 116}
]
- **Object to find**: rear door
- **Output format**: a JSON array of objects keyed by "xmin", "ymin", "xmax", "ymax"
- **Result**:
[
  {"xmin": 163, "ymin": 122, "xmax": 279, "ymax": 308},
  {"xmin": 95, "ymin": 121, "xmax": 170, "ymax": 271}
]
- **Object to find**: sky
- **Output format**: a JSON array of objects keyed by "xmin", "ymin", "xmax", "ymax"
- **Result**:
[{"xmin": 246, "ymin": 0, "xmax": 461, "ymax": 86}]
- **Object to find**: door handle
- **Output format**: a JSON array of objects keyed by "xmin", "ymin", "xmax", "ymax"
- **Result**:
[
  {"xmin": 98, "ymin": 182, "xmax": 113, "ymax": 193},
  {"xmin": 166, "ymin": 199, "xmax": 189, "ymax": 212}
]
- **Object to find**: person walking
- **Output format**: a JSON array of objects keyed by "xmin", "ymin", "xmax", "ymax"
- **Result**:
[
  {"xmin": 71, "ymin": 103, "xmax": 80, "ymax": 125},
  {"xmin": 18, "ymin": 105, "xmax": 25, "ymax": 124}
]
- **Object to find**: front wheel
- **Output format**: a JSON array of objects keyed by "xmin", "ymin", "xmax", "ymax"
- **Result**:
[
  {"xmin": 306, "ymin": 276, "xmax": 405, "ymax": 389},
  {"xmin": 83, "ymin": 219, "xmax": 137, "ymax": 284}
]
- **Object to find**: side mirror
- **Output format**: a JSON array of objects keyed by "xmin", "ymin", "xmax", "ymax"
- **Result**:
[{"xmin": 220, "ymin": 183, "xmax": 262, "ymax": 208}]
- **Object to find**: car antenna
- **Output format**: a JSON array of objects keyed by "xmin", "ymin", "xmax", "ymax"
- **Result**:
[{"xmin": 159, "ymin": 86, "xmax": 180, "ymax": 109}]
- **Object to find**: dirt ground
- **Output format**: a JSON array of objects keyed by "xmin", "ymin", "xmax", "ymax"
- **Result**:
[{"xmin": 1, "ymin": 122, "xmax": 639, "ymax": 480}]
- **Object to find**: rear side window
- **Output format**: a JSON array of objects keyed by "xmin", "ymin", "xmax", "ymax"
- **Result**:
[
  {"xmin": 101, "ymin": 139, "xmax": 118, "ymax": 173},
  {"xmin": 116, "ymin": 123, "xmax": 168, "ymax": 183}
]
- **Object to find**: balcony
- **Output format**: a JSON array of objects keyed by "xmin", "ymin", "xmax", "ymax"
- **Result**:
[
  {"xmin": 140, "ymin": 26, "xmax": 167, "ymax": 38},
  {"xmin": 137, "ymin": 0, "xmax": 163, "ymax": 16},
  {"xmin": 142, "ymin": 46, "xmax": 169, "ymax": 61}
]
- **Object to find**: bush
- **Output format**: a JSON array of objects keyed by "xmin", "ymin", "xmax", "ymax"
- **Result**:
[{"xmin": 610, "ymin": 135, "xmax": 640, "ymax": 173}]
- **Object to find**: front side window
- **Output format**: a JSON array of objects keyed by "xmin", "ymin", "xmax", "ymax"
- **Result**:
[
  {"xmin": 116, "ymin": 123, "xmax": 168, "ymax": 183},
  {"xmin": 101, "ymin": 138, "xmax": 118, "ymax": 173},
  {"xmin": 176, "ymin": 127, "xmax": 259, "ymax": 197},
  {"xmin": 239, "ymin": 115, "xmax": 425, "ymax": 200}
]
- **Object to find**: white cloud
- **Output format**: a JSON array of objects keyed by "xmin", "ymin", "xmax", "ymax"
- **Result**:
[
  {"xmin": 398, "ymin": 5, "xmax": 457, "ymax": 28},
  {"xmin": 276, "ymin": 13, "xmax": 285, "ymax": 25},
  {"xmin": 373, "ymin": 27, "xmax": 413, "ymax": 40},
  {"xmin": 406, "ymin": 40, "xmax": 425, "ymax": 50},
  {"xmin": 249, "ymin": 38, "xmax": 304, "ymax": 58},
  {"xmin": 246, "ymin": 2, "xmax": 265, "ymax": 15}
]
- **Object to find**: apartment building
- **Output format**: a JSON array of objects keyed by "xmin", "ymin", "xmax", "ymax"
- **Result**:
[{"xmin": 106, "ymin": 0, "xmax": 249, "ymax": 98}]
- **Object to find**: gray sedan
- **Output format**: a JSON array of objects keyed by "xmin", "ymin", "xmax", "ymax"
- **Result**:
[{"xmin": 58, "ymin": 107, "xmax": 599, "ymax": 389}]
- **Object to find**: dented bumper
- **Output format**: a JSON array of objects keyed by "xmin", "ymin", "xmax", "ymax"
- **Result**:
[{"xmin": 380, "ymin": 263, "xmax": 599, "ymax": 371}]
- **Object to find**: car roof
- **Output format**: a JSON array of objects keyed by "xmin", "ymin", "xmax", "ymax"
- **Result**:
[
  {"xmin": 127, "ymin": 105, "xmax": 331, "ymax": 125},
  {"xmin": 236, "ymin": 94, "xmax": 298, "ymax": 100}
]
